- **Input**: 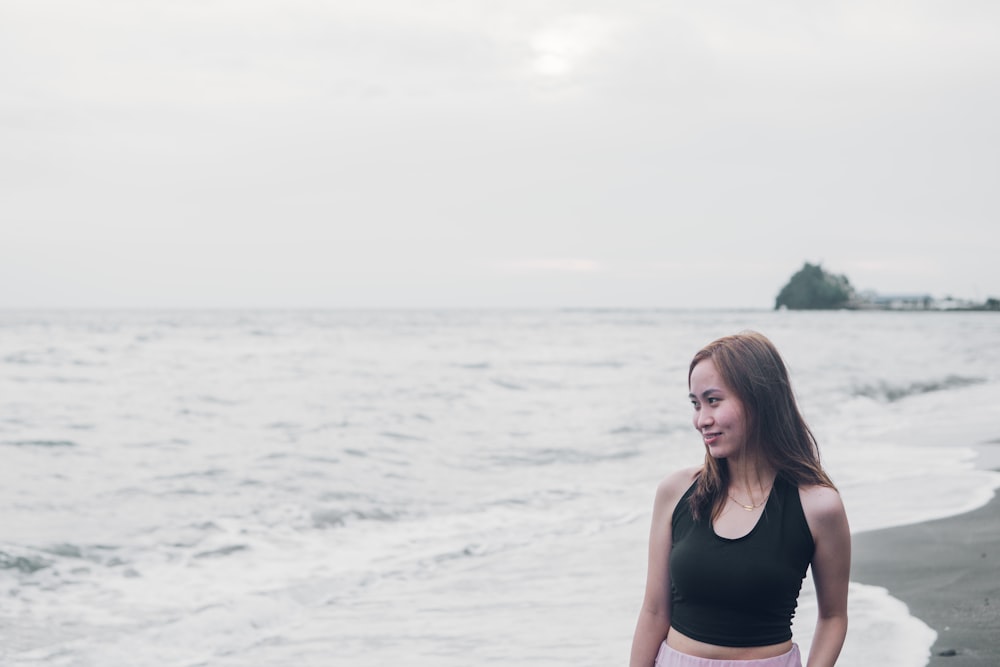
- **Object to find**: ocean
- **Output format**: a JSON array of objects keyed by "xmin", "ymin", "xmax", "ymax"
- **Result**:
[{"xmin": 1, "ymin": 309, "xmax": 998, "ymax": 666}]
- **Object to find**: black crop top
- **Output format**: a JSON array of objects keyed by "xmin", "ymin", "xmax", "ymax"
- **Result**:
[{"xmin": 669, "ymin": 476, "xmax": 815, "ymax": 647}]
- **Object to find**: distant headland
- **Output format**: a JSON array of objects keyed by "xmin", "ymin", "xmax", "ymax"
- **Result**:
[{"xmin": 775, "ymin": 262, "xmax": 1000, "ymax": 311}]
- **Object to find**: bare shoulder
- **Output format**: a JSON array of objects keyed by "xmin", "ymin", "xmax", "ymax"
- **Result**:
[
  {"xmin": 654, "ymin": 466, "xmax": 701, "ymax": 509},
  {"xmin": 798, "ymin": 484, "xmax": 845, "ymax": 514},
  {"xmin": 798, "ymin": 485, "xmax": 850, "ymax": 533}
]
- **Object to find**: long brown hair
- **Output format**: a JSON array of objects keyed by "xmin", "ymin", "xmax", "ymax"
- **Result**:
[{"xmin": 687, "ymin": 331, "xmax": 834, "ymax": 520}]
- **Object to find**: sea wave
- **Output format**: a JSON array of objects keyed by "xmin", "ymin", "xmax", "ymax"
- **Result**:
[
  {"xmin": 851, "ymin": 375, "xmax": 985, "ymax": 402},
  {"xmin": 1, "ymin": 439, "xmax": 78, "ymax": 448},
  {"xmin": 0, "ymin": 550, "xmax": 51, "ymax": 574}
]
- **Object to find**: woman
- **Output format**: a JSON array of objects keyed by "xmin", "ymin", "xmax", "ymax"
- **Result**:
[{"xmin": 630, "ymin": 332, "xmax": 850, "ymax": 667}]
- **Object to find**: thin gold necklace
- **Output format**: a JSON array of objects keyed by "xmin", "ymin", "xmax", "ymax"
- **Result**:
[{"xmin": 728, "ymin": 490, "xmax": 769, "ymax": 512}]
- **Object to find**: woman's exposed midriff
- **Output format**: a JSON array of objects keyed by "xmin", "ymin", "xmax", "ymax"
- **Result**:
[{"xmin": 665, "ymin": 627, "xmax": 794, "ymax": 661}]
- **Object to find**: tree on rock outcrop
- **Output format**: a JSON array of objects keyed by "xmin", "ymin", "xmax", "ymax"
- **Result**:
[{"xmin": 775, "ymin": 262, "xmax": 855, "ymax": 310}]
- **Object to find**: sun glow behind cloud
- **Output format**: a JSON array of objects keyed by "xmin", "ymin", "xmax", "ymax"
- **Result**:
[{"xmin": 529, "ymin": 15, "xmax": 622, "ymax": 78}]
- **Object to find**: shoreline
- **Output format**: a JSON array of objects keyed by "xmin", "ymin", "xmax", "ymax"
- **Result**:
[{"xmin": 851, "ymin": 473, "xmax": 1000, "ymax": 666}]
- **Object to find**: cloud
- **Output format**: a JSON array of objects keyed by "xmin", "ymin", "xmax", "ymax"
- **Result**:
[
  {"xmin": 528, "ymin": 14, "xmax": 624, "ymax": 78},
  {"xmin": 494, "ymin": 258, "xmax": 605, "ymax": 273},
  {"xmin": 2, "ymin": 1, "xmax": 999, "ymax": 308}
]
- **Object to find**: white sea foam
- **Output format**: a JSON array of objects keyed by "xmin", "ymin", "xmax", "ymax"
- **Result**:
[
  {"xmin": 1, "ymin": 309, "xmax": 998, "ymax": 666},
  {"xmin": 795, "ymin": 582, "xmax": 937, "ymax": 667}
]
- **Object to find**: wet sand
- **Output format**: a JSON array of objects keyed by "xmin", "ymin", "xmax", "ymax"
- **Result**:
[{"xmin": 851, "ymin": 486, "xmax": 1000, "ymax": 666}]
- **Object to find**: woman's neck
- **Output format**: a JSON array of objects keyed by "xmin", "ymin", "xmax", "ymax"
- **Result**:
[{"xmin": 726, "ymin": 455, "xmax": 776, "ymax": 496}]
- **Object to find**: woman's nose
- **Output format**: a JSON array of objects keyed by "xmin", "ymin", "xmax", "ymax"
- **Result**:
[{"xmin": 695, "ymin": 411, "xmax": 713, "ymax": 429}]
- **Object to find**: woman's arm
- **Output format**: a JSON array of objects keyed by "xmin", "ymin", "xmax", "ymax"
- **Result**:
[
  {"xmin": 629, "ymin": 468, "xmax": 699, "ymax": 667},
  {"xmin": 800, "ymin": 485, "xmax": 851, "ymax": 667}
]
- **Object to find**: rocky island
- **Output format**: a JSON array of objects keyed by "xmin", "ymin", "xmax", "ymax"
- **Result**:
[{"xmin": 775, "ymin": 262, "xmax": 999, "ymax": 311}]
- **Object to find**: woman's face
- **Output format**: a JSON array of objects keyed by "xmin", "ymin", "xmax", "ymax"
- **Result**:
[{"xmin": 689, "ymin": 358, "xmax": 748, "ymax": 459}]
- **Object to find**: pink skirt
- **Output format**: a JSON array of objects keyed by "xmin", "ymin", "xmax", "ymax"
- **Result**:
[{"xmin": 654, "ymin": 641, "xmax": 802, "ymax": 667}]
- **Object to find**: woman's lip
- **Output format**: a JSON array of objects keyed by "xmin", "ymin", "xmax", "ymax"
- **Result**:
[{"xmin": 703, "ymin": 432, "xmax": 721, "ymax": 444}]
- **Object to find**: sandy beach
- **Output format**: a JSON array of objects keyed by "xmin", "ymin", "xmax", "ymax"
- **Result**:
[{"xmin": 851, "ymin": 466, "xmax": 1000, "ymax": 666}]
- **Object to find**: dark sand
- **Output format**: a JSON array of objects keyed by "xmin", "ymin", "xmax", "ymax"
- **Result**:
[{"xmin": 851, "ymin": 488, "xmax": 1000, "ymax": 666}]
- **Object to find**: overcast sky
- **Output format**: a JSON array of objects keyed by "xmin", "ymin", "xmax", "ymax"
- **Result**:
[{"xmin": 3, "ymin": 1, "xmax": 998, "ymax": 308}]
